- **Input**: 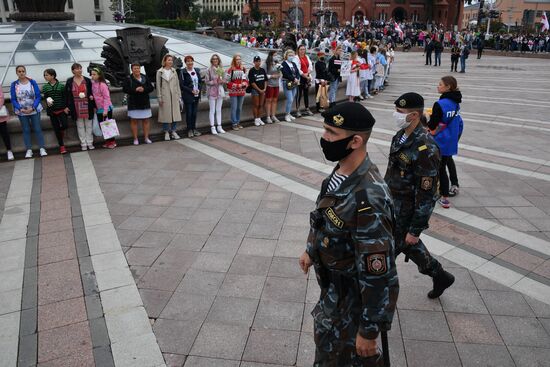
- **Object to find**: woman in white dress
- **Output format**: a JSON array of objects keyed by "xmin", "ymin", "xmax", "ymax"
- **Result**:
[{"xmin": 345, "ymin": 51, "xmax": 361, "ymax": 102}]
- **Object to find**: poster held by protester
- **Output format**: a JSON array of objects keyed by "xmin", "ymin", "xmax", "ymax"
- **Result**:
[{"xmin": 340, "ymin": 60, "xmax": 352, "ymax": 77}]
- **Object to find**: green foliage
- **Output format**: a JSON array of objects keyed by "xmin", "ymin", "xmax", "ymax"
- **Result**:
[
  {"xmin": 127, "ymin": 0, "xmax": 160, "ymax": 22},
  {"xmin": 250, "ymin": 0, "xmax": 261, "ymax": 21},
  {"xmin": 180, "ymin": 0, "xmax": 197, "ymax": 17},
  {"xmin": 144, "ymin": 18, "xmax": 197, "ymax": 30}
]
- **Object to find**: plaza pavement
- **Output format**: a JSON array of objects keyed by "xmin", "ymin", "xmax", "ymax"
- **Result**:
[{"xmin": 1, "ymin": 51, "xmax": 550, "ymax": 367}]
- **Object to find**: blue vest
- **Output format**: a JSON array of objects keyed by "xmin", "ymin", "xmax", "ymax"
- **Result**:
[{"xmin": 434, "ymin": 98, "xmax": 464, "ymax": 156}]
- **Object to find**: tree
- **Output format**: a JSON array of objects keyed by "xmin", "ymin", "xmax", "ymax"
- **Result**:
[
  {"xmin": 180, "ymin": 0, "xmax": 197, "ymax": 18},
  {"xmin": 250, "ymin": 0, "xmax": 261, "ymax": 21}
]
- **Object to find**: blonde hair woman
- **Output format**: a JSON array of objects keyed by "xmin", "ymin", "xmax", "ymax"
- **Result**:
[
  {"xmin": 156, "ymin": 54, "xmax": 182, "ymax": 140},
  {"xmin": 205, "ymin": 54, "xmax": 226, "ymax": 134},
  {"xmin": 226, "ymin": 54, "xmax": 248, "ymax": 130}
]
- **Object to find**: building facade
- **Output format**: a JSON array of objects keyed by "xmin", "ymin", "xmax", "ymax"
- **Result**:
[
  {"xmin": 201, "ymin": 0, "xmax": 246, "ymax": 16},
  {"xmin": 462, "ymin": 0, "xmax": 550, "ymax": 31},
  {"xmin": 0, "ymin": 0, "xmax": 113, "ymax": 23},
  {"xmin": 248, "ymin": 0, "xmax": 463, "ymax": 29}
]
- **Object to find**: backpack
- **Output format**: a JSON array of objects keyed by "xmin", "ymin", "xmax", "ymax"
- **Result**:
[{"xmin": 463, "ymin": 48, "xmax": 470, "ymax": 58}]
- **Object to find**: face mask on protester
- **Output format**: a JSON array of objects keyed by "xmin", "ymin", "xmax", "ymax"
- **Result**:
[
  {"xmin": 320, "ymin": 135, "xmax": 355, "ymax": 162},
  {"xmin": 393, "ymin": 111, "xmax": 412, "ymax": 130}
]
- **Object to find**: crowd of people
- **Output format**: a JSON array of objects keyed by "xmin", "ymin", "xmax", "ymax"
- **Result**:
[{"xmin": 0, "ymin": 35, "xmax": 395, "ymax": 160}]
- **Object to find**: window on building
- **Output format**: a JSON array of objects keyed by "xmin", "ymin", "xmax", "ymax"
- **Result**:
[
  {"xmin": 94, "ymin": 0, "xmax": 100, "ymax": 10},
  {"xmin": 96, "ymin": 15, "xmax": 101, "ymax": 21},
  {"xmin": 536, "ymin": 10, "xmax": 543, "ymax": 18},
  {"xmin": 67, "ymin": 0, "xmax": 73, "ymax": 9}
]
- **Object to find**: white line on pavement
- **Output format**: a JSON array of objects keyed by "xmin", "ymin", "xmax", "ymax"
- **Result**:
[
  {"xmin": 282, "ymin": 121, "xmax": 550, "ymax": 184},
  {"xmin": 390, "ymin": 90, "xmax": 550, "ymax": 107},
  {"xmin": 0, "ymin": 159, "xmax": 34, "ymax": 367},
  {"xmin": 302, "ymin": 115, "xmax": 550, "ymax": 167},
  {"xmin": 394, "ymin": 81, "xmax": 550, "ymax": 94},
  {"xmin": 71, "ymin": 152, "xmax": 166, "ymax": 367},
  {"xmin": 180, "ymin": 138, "xmax": 550, "ymax": 305}
]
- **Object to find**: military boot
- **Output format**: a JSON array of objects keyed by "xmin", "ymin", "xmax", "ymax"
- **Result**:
[{"xmin": 427, "ymin": 269, "xmax": 455, "ymax": 299}]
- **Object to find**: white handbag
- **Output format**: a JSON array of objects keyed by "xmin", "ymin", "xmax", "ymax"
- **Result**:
[{"xmin": 0, "ymin": 106, "xmax": 8, "ymax": 117}]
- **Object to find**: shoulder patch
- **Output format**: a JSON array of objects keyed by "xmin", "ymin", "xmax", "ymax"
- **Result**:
[
  {"xmin": 355, "ymin": 190, "xmax": 371, "ymax": 213},
  {"xmin": 325, "ymin": 207, "xmax": 344, "ymax": 229},
  {"xmin": 421, "ymin": 177, "xmax": 434, "ymax": 191},
  {"xmin": 418, "ymin": 145, "xmax": 428, "ymax": 151},
  {"xmin": 399, "ymin": 152, "xmax": 411, "ymax": 164},
  {"xmin": 366, "ymin": 253, "xmax": 387, "ymax": 275}
]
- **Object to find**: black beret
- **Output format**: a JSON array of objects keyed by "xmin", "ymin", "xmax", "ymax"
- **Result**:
[
  {"xmin": 321, "ymin": 102, "xmax": 375, "ymax": 131},
  {"xmin": 394, "ymin": 92, "xmax": 424, "ymax": 109}
]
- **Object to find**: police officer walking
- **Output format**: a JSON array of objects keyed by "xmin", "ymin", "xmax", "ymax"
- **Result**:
[
  {"xmin": 385, "ymin": 92, "xmax": 455, "ymax": 299},
  {"xmin": 299, "ymin": 102, "xmax": 399, "ymax": 367}
]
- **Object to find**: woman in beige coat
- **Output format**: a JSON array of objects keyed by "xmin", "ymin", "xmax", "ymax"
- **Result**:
[{"xmin": 156, "ymin": 54, "xmax": 182, "ymax": 141}]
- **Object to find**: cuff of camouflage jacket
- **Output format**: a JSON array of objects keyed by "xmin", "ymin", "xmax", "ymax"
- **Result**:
[
  {"xmin": 359, "ymin": 323, "xmax": 380, "ymax": 340},
  {"xmin": 408, "ymin": 227, "xmax": 424, "ymax": 237}
]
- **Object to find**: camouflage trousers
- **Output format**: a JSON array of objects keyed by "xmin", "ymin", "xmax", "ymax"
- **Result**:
[
  {"xmin": 394, "ymin": 226, "xmax": 442, "ymax": 278},
  {"xmin": 312, "ymin": 284, "xmax": 385, "ymax": 367}
]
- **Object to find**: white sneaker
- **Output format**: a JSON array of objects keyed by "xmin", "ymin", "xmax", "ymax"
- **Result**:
[
  {"xmin": 171, "ymin": 132, "xmax": 180, "ymax": 140},
  {"xmin": 290, "ymin": 114, "xmax": 296, "ymax": 120},
  {"xmin": 145, "ymin": 138, "xmax": 153, "ymax": 144},
  {"xmin": 87, "ymin": 144, "xmax": 95, "ymax": 150},
  {"xmin": 304, "ymin": 108, "xmax": 314, "ymax": 116},
  {"xmin": 254, "ymin": 118, "xmax": 261, "ymax": 126},
  {"xmin": 266, "ymin": 116, "xmax": 273, "ymax": 124},
  {"xmin": 7, "ymin": 150, "xmax": 14, "ymax": 161},
  {"xmin": 211, "ymin": 126, "xmax": 218, "ymax": 135},
  {"xmin": 271, "ymin": 115, "xmax": 281, "ymax": 123},
  {"xmin": 216, "ymin": 125, "xmax": 226, "ymax": 134},
  {"xmin": 285, "ymin": 114, "xmax": 293, "ymax": 122},
  {"xmin": 133, "ymin": 139, "xmax": 139, "ymax": 145},
  {"xmin": 39, "ymin": 148, "xmax": 47, "ymax": 157},
  {"xmin": 25, "ymin": 150, "xmax": 33, "ymax": 158},
  {"xmin": 296, "ymin": 111, "xmax": 302, "ymax": 117},
  {"xmin": 164, "ymin": 132, "xmax": 171, "ymax": 141},
  {"xmin": 81, "ymin": 144, "xmax": 87, "ymax": 151}
]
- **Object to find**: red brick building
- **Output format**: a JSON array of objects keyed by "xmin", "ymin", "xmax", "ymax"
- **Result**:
[{"xmin": 253, "ymin": 0, "xmax": 463, "ymax": 29}]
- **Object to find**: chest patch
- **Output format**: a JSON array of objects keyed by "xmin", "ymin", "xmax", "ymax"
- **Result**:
[
  {"xmin": 325, "ymin": 207, "xmax": 344, "ymax": 229},
  {"xmin": 399, "ymin": 152, "xmax": 411, "ymax": 164},
  {"xmin": 421, "ymin": 177, "xmax": 434, "ymax": 191},
  {"xmin": 366, "ymin": 253, "xmax": 387, "ymax": 275}
]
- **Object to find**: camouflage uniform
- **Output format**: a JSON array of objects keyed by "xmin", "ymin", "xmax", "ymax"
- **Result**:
[
  {"xmin": 307, "ymin": 157, "xmax": 399, "ymax": 367},
  {"xmin": 384, "ymin": 124, "xmax": 442, "ymax": 276}
]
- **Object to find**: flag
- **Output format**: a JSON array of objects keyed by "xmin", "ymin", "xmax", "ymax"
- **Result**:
[
  {"xmin": 542, "ymin": 11, "xmax": 549, "ymax": 32},
  {"xmin": 395, "ymin": 22, "xmax": 404, "ymax": 40}
]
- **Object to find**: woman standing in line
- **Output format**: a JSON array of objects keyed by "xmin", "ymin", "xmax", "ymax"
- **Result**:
[
  {"xmin": 91, "ymin": 68, "xmax": 116, "ymax": 149},
  {"xmin": 227, "ymin": 54, "xmax": 248, "ymax": 131},
  {"xmin": 204, "ymin": 54, "xmax": 226, "ymax": 134},
  {"xmin": 428, "ymin": 76, "xmax": 464, "ymax": 209},
  {"xmin": 179, "ymin": 55, "xmax": 202, "ymax": 138},
  {"xmin": 0, "ymin": 85, "xmax": 14, "ymax": 160},
  {"xmin": 295, "ymin": 44, "xmax": 313, "ymax": 117},
  {"xmin": 345, "ymin": 51, "xmax": 361, "ymax": 102},
  {"xmin": 10, "ymin": 65, "xmax": 47, "ymax": 158},
  {"xmin": 248, "ymin": 55, "xmax": 268, "ymax": 126},
  {"xmin": 123, "ymin": 63, "xmax": 154, "ymax": 145},
  {"xmin": 42, "ymin": 69, "xmax": 68, "ymax": 154},
  {"xmin": 65, "ymin": 63, "xmax": 95, "ymax": 151},
  {"xmin": 156, "ymin": 54, "xmax": 182, "ymax": 141},
  {"xmin": 314, "ymin": 49, "xmax": 329, "ymax": 113},
  {"xmin": 263, "ymin": 50, "xmax": 281, "ymax": 123},
  {"xmin": 281, "ymin": 49, "xmax": 300, "ymax": 122}
]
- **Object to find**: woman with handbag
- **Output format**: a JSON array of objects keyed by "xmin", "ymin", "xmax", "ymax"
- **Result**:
[
  {"xmin": 123, "ymin": 63, "xmax": 154, "ymax": 145},
  {"xmin": 314, "ymin": 50, "xmax": 329, "ymax": 113},
  {"xmin": 65, "ymin": 63, "xmax": 95, "ymax": 151},
  {"xmin": 0, "ymin": 85, "xmax": 14, "ymax": 161},
  {"xmin": 281, "ymin": 49, "xmax": 300, "ymax": 122},
  {"xmin": 91, "ymin": 68, "xmax": 116, "ymax": 149},
  {"xmin": 204, "ymin": 54, "xmax": 226, "ymax": 135},
  {"xmin": 295, "ymin": 45, "xmax": 313, "ymax": 117},
  {"xmin": 10, "ymin": 65, "xmax": 47, "ymax": 158},
  {"xmin": 43, "ymin": 69, "xmax": 69, "ymax": 154},
  {"xmin": 227, "ymin": 54, "xmax": 248, "ymax": 131},
  {"xmin": 428, "ymin": 76, "xmax": 464, "ymax": 209},
  {"xmin": 156, "ymin": 54, "xmax": 182, "ymax": 141}
]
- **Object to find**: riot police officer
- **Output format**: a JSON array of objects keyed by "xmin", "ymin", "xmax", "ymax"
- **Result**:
[
  {"xmin": 385, "ymin": 92, "xmax": 455, "ymax": 299},
  {"xmin": 299, "ymin": 102, "xmax": 399, "ymax": 367}
]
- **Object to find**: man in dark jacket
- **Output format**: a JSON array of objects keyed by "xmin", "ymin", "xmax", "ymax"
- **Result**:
[
  {"xmin": 314, "ymin": 50, "xmax": 330, "ymax": 113},
  {"xmin": 433, "ymin": 38, "xmax": 444, "ymax": 66},
  {"xmin": 327, "ymin": 46, "xmax": 343, "ymax": 108},
  {"xmin": 424, "ymin": 37, "xmax": 434, "ymax": 65}
]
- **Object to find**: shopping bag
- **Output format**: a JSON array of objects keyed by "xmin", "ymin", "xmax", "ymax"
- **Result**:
[
  {"xmin": 317, "ymin": 84, "xmax": 329, "ymax": 109},
  {"xmin": 99, "ymin": 119, "xmax": 120, "ymax": 140},
  {"xmin": 92, "ymin": 114, "xmax": 103, "ymax": 137}
]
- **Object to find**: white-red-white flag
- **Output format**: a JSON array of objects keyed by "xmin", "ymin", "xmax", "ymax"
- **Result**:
[
  {"xmin": 395, "ymin": 22, "xmax": 404, "ymax": 40},
  {"xmin": 542, "ymin": 11, "xmax": 550, "ymax": 32}
]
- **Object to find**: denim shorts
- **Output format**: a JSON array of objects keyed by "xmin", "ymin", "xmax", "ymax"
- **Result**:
[{"xmin": 251, "ymin": 89, "xmax": 260, "ymax": 96}]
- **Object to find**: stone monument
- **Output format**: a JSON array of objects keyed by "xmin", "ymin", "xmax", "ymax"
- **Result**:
[{"xmin": 11, "ymin": 0, "xmax": 74, "ymax": 21}]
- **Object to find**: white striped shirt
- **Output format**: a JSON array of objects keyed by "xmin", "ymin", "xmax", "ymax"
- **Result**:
[
  {"xmin": 399, "ymin": 133, "xmax": 408, "ymax": 145},
  {"xmin": 327, "ymin": 172, "xmax": 348, "ymax": 192}
]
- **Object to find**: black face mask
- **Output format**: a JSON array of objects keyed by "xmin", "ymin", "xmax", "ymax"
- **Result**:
[{"xmin": 320, "ymin": 135, "xmax": 355, "ymax": 162}]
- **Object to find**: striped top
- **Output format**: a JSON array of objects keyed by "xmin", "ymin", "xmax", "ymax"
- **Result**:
[
  {"xmin": 327, "ymin": 172, "xmax": 348, "ymax": 193},
  {"xmin": 399, "ymin": 133, "xmax": 408, "ymax": 145},
  {"xmin": 42, "ymin": 81, "xmax": 67, "ymax": 112}
]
